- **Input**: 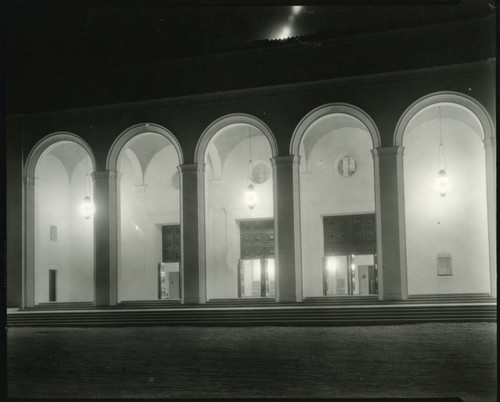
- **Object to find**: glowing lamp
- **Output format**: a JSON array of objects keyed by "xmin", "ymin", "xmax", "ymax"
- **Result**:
[
  {"xmin": 81, "ymin": 196, "xmax": 95, "ymax": 219},
  {"xmin": 436, "ymin": 169, "xmax": 450, "ymax": 197},
  {"xmin": 245, "ymin": 184, "xmax": 258, "ymax": 210}
]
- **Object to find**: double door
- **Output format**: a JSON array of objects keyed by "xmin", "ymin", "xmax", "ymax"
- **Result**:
[
  {"xmin": 239, "ymin": 219, "xmax": 275, "ymax": 298},
  {"xmin": 323, "ymin": 214, "xmax": 378, "ymax": 296},
  {"xmin": 238, "ymin": 258, "xmax": 275, "ymax": 298}
]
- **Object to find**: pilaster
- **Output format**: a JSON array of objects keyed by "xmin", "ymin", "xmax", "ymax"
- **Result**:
[
  {"xmin": 372, "ymin": 147, "xmax": 408, "ymax": 301},
  {"xmin": 483, "ymin": 136, "xmax": 496, "ymax": 297},
  {"xmin": 271, "ymin": 155, "xmax": 302, "ymax": 303},
  {"xmin": 92, "ymin": 170, "xmax": 120, "ymax": 306},
  {"xmin": 23, "ymin": 176, "xmax": 37, "ymax": 308},
  {"xmin": 179, "ymin": 163, "xmax": 206, "ymax": 304}
]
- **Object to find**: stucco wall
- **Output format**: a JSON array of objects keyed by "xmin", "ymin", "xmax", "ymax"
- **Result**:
[
  {"xmin": 299, "ymin": 123, "xmax": 375, "ymax": 297},
  {"xmin": 118, "ymin": 144, "xmax": 180, "ymax": 301},
  {"xmin": 34, "ymin": 154, "xmax": 94, "ymax": 303},
  {"xmin": 403, "ymin": 113, "xmax": 490, "ymax": 295},
  {"xmin": 206, "ymin": 132, "xmax": 274, "ymax": 300}
]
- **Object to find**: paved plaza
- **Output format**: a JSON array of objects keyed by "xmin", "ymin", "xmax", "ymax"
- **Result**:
[{"xmin": 6, "ymin": 322, "xmax": 497, "ymax": 400}]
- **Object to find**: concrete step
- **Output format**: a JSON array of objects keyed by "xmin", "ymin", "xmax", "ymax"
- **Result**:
[{"xmin": 7, "ymin": 304, "xmax": 496, "ymax": 327}]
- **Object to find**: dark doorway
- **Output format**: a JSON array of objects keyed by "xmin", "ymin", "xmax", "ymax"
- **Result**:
[{"xmin": 49, "ymin": 269, "xmax": 56, "ymax": 302}]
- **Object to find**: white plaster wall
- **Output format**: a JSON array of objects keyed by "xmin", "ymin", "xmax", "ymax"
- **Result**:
[
  {"xmin": 404, "ymin": 117, "xmax": 490, "ymax": 295},
  {"xmin": 118, "ymin": 145, "xmax": 180, "ymax": 301},
  {"xmin": 68, "ymin": 157, "xmax": 94, "ymax": 302},
  {"xmin": 34, "ymin": 154, "xmax": 94, "ymax": 303},
  {"xmin": 206, "ymin": 134, "xmax": 274, "ymax": 299},
  {"xmin": 300, "ymin": 127, "xmax": 375, "ymax": 297}
]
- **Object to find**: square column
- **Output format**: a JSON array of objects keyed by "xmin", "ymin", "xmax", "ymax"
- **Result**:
[
  {"xmin": 484, "ymin": 137, "xmax": 496, "ymax": 297},
  {"xmin": 92, "ymin": 171, "xmax": 120, "ymax": 307},
  {"xmin": 23, "ymin": 176, "xmax": 36, "ymax": 308},
  {"xmin": 179, "ymin": 164, "xmax": 206, "ymax": 304},
  {"xmin": 372, "ymin": 147, "xmax": 408, "ymax": 300},
  {"xmin": 271, "ymin": 156, "xmax": 302, "ymax": 303}
]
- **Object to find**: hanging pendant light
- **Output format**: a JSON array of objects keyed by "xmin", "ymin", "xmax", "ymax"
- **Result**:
[
  {"xmin": 81, "ymin": 194, "xmax": 94, "ymax": 219},
  {"xmin": 245, "ymin": 183, "xmax": 258, "ymax": 210},
  {"xmin": 244, "ymin": 126, "xmax": 258, "ymax": 209},
  {"xmin": 81, "ymin": 163, "xmax": 95, "ymax": 219},
  {"xmin": 435, "ymin": 106, "xmax": 450, "ymax": 197}
]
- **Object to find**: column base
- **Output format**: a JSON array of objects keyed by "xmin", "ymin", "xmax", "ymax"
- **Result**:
[
  {"xmin": 379, "ymin": 292, "xmax": 408, "ymax": 301},
  {"xmin": 276, "ymin": 295, "xmax": 302, "ymax": 303},
  {"xmin": 182, "ymin": 297, "xmax": 206, "ymax": 305}
]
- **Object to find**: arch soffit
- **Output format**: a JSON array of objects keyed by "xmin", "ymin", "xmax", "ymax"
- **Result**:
[
  {"xmin": 195, "ymin": 114, "xmax": 278, "ymax": 165},
  {"xmin": 394, "ymin": 91, "xmax": 495, "ymax": 147},
  {"xmin": 290, "ymin": 103, "xmax": 381, "ymax": 156},
  {"xmin": 106, "ymin": 123, "xmax": 184, "ymax": 171},
  {"xmin": 25, "ymin": 132, "xmax": 96, "ymax": 177}
]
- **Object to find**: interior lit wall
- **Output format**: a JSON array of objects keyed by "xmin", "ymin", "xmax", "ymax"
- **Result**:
[
  {"xmin": 34, "ymin": 149, "xmax": 94, "ymax": 303},
  {"xmin": 205, "ymin": 126, "xmax": 273, "ymax": 299},
  {"xmin": 299, "ymin": 115, "xmax": 375, "ymax": 297},
  {"xmin": 403, "ymin": 105, "xmax": 490, "ymax": 294},
  {"xmin": 118, "ymin": 140, "xmax": 180, "ymax": 301},
  {"xmin": 69, "ymin": 158, "xmax": 95, "ymax": 301}
]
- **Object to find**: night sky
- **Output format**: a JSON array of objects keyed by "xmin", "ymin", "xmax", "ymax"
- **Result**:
[{"xmin": 0, "ymin": 1, "xmax": 493, "ymax": 81}]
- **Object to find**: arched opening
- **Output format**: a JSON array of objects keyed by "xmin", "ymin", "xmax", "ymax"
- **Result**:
[
  {"xmin": 293, "ymin": 105, "xmax": 380, "ymax": 298},
  {"xmin": 401, "ymin": 102, "xmax": 491, "ymax": 295},
  {"xmin": 31, "ymin": 139, "xmax": 95, "ymax": 304},
  {"xmin": 203, "ymin": 121, "xmax": 276, "ymax": 300},
  {"xmin": 115, "ymin": 131, "xmax": 182, "ymax": 302}
]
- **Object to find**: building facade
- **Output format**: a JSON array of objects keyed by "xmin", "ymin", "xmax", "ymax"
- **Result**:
[{"xmin": 5, "ymin": 13, "xmax": 496, "ymax": 309}]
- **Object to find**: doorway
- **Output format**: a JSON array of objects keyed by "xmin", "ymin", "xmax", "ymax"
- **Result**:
[
  {"xmin": 49, "ymin": 269, "xmax": 57, "ymax": 302},
  {"xmin": 239, "ymin": 219, "xmax": 275, "ymax": 298},
  {"xmin": 323, "ymin": 214, "xmax": 377, "ymax": 296},
  {"xmin": 323, "ymin": 254, "xmax": 377, "ymax": 295},
  {"xmin": 159, "ymin": 224, "xmax": 181, "ymax": 300},
  {"xmin": 239, "ymin": 258, "xmax": 275, "ymax": 297}
]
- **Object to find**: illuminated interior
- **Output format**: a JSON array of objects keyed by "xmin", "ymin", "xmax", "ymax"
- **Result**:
[
  {"xmin": 403, "ymin": 103, "xmax": 491, "ymax": 295},
  {"xmin": 117, "ymin": 133, "xmax": 181, "ymax": 301},
  {"xmin": 298, "ymin": 112, "xmax": 377, "ymax": 297},
  {"xmin": 34, "ymin": 141, "xmax": 94, "ymax": 303},
  {"xmin": 205, "ymin": 123, "xmax": 274, "ymax": 299}
]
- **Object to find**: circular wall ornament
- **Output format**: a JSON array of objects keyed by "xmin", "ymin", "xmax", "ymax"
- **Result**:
[
  {"xmin": 250, "ymin": 161, "xmax": 271, "ymax": 184},
  {"xmin": 336, "ymin": 155, "xmax": 357, "ymax": 177}
]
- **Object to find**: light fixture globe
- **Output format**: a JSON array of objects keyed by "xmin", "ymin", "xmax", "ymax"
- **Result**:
[
  {"xmin": 81, "ymin": 195, "xmax": 95, "ymax": 219},
  {"xmin": 245, "ymin": 184, "xmax": 258, "ymax": 210},
  {"xmin": 436, "ymin": 169, "xmax": 450, "ymax": 197}
]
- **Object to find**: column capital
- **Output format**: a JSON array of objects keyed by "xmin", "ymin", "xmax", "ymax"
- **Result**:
[
  {"xmin": 179, "ymin": 163, "xmax": 205, "ymax": 174},
  {"xmin": 91, "ymin": 170, "xmax": 121, "ymax": 182},
  {"xmin": 24, "ymin": 176, "xmax": 37, "ymax": 186},
  {"xmin": 271, "ymin": 155, "xmax": 301, "ymax": 167},
  {"xmin": 372, "ymin": 146, "xmax": 405, "ymax": 158},
  {"xmin": 483, "ymin": 136, "xmax": 496, "ymax": 149}
]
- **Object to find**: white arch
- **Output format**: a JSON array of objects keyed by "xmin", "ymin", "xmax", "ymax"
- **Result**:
[
  {"xmin": 23, "ymin": 132, "xmax": 96, "ymax": 308},
  {"xmin": 25, "ymin": 132, "xmax": 96, "ymax": 176},
  {"xmin": 195, "ymin": 114, "xmax": 278, "ymax": 165},
  {"xmin": 290, "ymin": 103, "xmax": 381, "ymax": 155},
  {"xmin": 395, "ymin": 91, "xmax": 496, "ymax": 297},
  {"xmin": 107, "ymin": 123, "xmax": 184, "ymax": 171},
  {"xmin": 394, "ymin": 91, "xmax": 495, "ymax": 146}
]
